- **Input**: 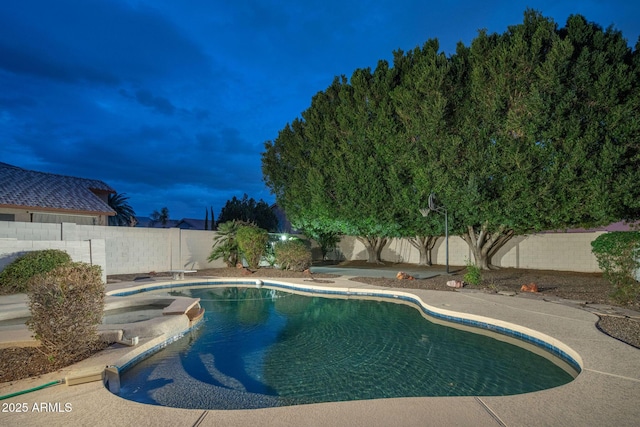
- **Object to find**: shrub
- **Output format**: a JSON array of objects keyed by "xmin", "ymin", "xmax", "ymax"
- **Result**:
[
  {"xmin": 236, "ymin": 225, "xmax": 269, "ymax": 269},
  {"xmin": 208, "ymin": 220, "xmax": 242, "ymax": 267},
  {"xmin": 591, "ymin": 232, "xmax": 640, "ymax": 304},
  {"xmin": 275, "ymin": 239, "xmax": 312, "ymax": 272},
  {"xmin": 463, "ymin": 258, "xmax": 482, "ymax": 286},
  {"xmin": 0, "ymin": 249, "xmax": 72, "ymax": 295},
  {"xmin": 263, "ymin": 234, "xmax": 282, "ymax": 267},
  {"xmin": 27, "ymin": 262, "xmax": 105, "ymax": 367},
  {"xmin": 305, "ymin": 229, "xmax": 341, "ymax": 260}
]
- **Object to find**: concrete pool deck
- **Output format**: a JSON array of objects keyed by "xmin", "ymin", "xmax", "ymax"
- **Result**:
[{"xmin": 1, "ymin": 274, "xmax": 639, "ymax": 427}]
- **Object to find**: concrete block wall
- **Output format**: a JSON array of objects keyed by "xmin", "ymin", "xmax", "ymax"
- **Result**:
[
  {"xmin": 498, "ymin": 232, "xmax": 604, "ymax": 272},
  {"xmin": 0, "ymin": 238, "xmax": 107, "ymax": 282},
  {"xmin": 430, "ymin": 236, "xmax": 471, "ymax": 267},
  {"xmin": 73, "ymin": 224, "xmax": 175, "ymax": 275},
  {"xmin": 0, "ymin": 220, "xmax": 611, "ymax": 276},
  {"xmin": 0, "ymin": 221, "xmax": 62, "ymax": 241},
  {"xmin": 333, "ymin": 232, "xmax": 603, "ymax": 273},
  {"xmin": 335, "ymin": 235, "xmax": 475, "ymax": 267},
  {"xmin": 335, "ymin": 236, "xmax": 471, "ymax": 266},
  {"xmin": 181, "ymin": 229, "xmax": 225, "ymax": 269},
  {"xmin": 0, "ymin": 222, "xmax": 223, "ymax": 276}
]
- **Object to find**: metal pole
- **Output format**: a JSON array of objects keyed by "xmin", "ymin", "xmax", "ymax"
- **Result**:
[{"xmin": 445, "ymin": 210, "xmax": 449, "ymax": 274}]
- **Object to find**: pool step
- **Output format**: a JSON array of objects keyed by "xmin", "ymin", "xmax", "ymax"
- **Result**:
[
  {"xmin": 186, "ymin": 305, "xmax": 204, "ymax": 322},
  {"xmin": 163, "ymin": 297, "xmax": 201, "ymax": 318}
]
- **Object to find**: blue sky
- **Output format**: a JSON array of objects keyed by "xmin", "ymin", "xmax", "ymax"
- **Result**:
[{"xmin": 1, "ymin": 1, "xmax": 638, "ymax": 221}]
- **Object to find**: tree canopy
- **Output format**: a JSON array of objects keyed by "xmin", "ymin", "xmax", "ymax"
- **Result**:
[
  {"xmin": 217, "ymin": 194, "xmax": 278, "ymax": 232},
  {"xmin": 262, "ymin": 10, "xmax": 640, "ymax": 268}
]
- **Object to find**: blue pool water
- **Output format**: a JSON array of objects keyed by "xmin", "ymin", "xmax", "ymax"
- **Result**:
[{"xmin": 115, "ymin": 286, "xmax": 576, "ymax": 409}]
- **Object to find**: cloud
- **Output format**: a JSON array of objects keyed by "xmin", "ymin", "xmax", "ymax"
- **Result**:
[
  {"xmin": 119, "ymin": 89, "xmax": 177, "ymax": 116},
  {"xmin": 0, "ymin": 0, "xmax": 213, "ymax": 85},
  {"xmin": 0, "ymin": 41, "xmax": 120, "ymax": 85}
]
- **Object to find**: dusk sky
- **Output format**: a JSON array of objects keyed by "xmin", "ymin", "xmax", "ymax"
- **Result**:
[{"xmin": 1, "ymin": 1, "xmax": 639, "ymax": 221}]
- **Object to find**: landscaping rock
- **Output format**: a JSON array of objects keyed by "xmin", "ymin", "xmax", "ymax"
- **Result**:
[
  {"xmin": 396, "ymin": 271, "xmax": 415, "ymax": 280},
  {"xmin": 446, "ymin": 280, "xmax": 464, "ymax": 288},
  {"xmin": 520, "ymin": 283, "xmax": 539, "ymax": 292}
]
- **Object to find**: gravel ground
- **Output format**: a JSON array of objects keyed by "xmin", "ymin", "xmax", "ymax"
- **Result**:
[{"xmin": 2, "ymin": 263, "xmax": 638, "ymax": 383}]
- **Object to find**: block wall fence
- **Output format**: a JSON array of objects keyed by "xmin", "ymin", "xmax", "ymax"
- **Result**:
[
  {"xmin": 0, "ymin": 221, "xmax": 606, "ymax": 279},
  {"xmin": 332, "ymin": 232, "xmax": 605, "ymax": 272}
]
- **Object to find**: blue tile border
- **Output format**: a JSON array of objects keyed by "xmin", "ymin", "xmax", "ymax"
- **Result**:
[
  {"xmin": 110, "ymin": 279, "xmax": 582, "ymax": 375},
  {"xmin": 113, "ymin": 320, "xmax": 204, "ymax": 375}
]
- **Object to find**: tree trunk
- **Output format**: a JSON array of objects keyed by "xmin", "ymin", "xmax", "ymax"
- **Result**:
[
  {"xmin": 357, "ymin": 236, "xmax": 388, "ymax": 264},
  {"xmin": 408, "ymin": 236, "xmax": 437, "ymax": 266},
  {"xmin": 461, "ymin": 222, "xmax": 515, "ymax": 270}
]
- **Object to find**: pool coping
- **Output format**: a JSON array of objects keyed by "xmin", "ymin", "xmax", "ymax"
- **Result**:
[{"xmin": 1, "ymin": 275, "xmax": 639, "ymax": 426}]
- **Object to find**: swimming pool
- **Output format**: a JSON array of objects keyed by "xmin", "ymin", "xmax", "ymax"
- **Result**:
[{"xmin": 113, "ymin": 284, "xmax": 578, "ymax": 409}]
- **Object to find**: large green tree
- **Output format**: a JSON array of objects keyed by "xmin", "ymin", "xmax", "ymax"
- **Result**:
[
  {"xmin": 390, "ymin": 39, "xmax": 456, "ymax": 264},
  {"xmin": 263, "ymin": 10, "xmax": 640, "ymax": 269},
  {"xmin": 264, "ymin": 64, "xmax": 408, "ymax": 263},
  {"xmin": 429, "ymin": 11, "xmax": 563, "ymax": 269},
  {"xmin": 536, "ymin": 14, "xmax": 640, "ymax": 227},
  {"xmin": 401, "ymin": 11, "xmax": 639, "ymax": 269}
]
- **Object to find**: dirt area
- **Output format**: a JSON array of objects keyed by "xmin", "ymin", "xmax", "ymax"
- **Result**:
[
  {"xmin": 0, "ymin": 342, "xmax": 109, "ymax": 384},
  {"xmin": 1, "ymin": 262, "xmax": 638, "ymax": 384}
]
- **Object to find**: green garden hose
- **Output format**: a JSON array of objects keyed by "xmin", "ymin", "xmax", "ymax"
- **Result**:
[{"xmin": 0, "ymin": 379, "xmax": 63, "ymax": 400}]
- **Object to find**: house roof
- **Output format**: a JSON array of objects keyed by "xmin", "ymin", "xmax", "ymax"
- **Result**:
[
  {"xmin": 135, "ymin": 216, "xmax": 208, "ymax": 229},
  {"xmin": 135, "ymin": 216, "xmax": 179, "ymax": 228},
  {"xmin": 176, "ymin": 218, "xmax": 208, "ymax": 230},
  {"xmin": 0, "ymin": 163, "xmax": 116, "ymax": 215}
]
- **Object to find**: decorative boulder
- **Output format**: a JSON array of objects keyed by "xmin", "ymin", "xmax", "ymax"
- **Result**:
[
  {"xmin": 446, "ymin": 280, "xmax": 464, "ymax": 289},
  {"xmin": 396, "ymin": 271, "xmax": 415, "ymax": 280},
  {"xmin": 520, "ymin": 283, "xmax": 539, "ymax": 292}
]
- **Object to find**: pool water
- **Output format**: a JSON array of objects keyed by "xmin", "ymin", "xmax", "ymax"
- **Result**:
[{"xmin": 116, "ymin": 287, "xmax": 575, "ymax": 409}]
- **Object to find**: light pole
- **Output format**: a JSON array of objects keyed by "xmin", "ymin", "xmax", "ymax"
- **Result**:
[{"xmin": 420, "ymin": 193, "xmax": 449, "ymax": 274}]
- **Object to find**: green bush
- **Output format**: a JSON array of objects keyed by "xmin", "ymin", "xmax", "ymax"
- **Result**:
[
  {"xmin": 27, "ymin": 262, "xmax": 105, "ymax": 366},
  {"xmin": 0, "ymin": 249, "xmax": 72, "ymax": 295},
  {"xmin": 263, "ymin": 234, "xmax": 282, "ymax": 267},
  {"xmin": 591, "ymin": 232, "xmax": 640, "ymax": 304},
  {"xmin": 275, "ymin": 239, "xmax": 312, "ymax": 272},
  {"xmin": 463, "ymin": 258, "xmax": 482, "ymax": 286},
  {"xmin": 236, "ymin": 225, "xmax": 269, "ymax": 269},
  {"xmin": 208, "ymin": 220, "xmax": 241, "ymax": 267},
  {"xmin": 305, "ymin": 229, "xmax": 341, "ymax": 260}
]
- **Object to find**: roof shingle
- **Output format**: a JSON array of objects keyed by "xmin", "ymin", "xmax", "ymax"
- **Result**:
[{"xmin": 0, "ymin": 163, "xmax": 115, "ymax": 215}]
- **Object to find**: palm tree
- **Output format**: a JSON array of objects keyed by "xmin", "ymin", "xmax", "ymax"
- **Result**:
[
  {"xmin": 208, "ymin": 220, "xmax": 242, "ymax": 267},
  {"xmin": 150, "ymin": 207, "xmax": 170, "ymax": 226},
  {"xmin": 108, "ymin": 192, "xmax": 137, "ymax": 226}
]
